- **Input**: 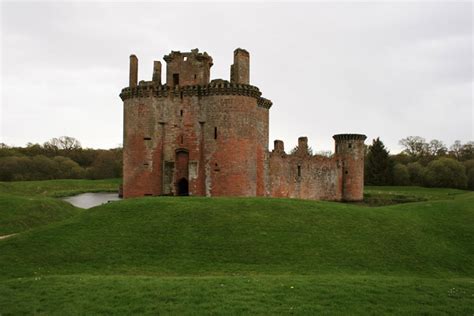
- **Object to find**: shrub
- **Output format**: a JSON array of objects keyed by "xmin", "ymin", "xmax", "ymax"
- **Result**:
[
  {"xmin": 467, "ymin": 169, "xmax": 474, "ymax": 191},
  {"xmin": 393, "ymin": 164, "xmax": 410, "ymax": 185},
  {"xmin": 424, "ymin": 158, "xmax": 467, "ymax": 189},
  {"xmin": 407, "ymin": 162, "xmax": 425, "ymax": 185}
]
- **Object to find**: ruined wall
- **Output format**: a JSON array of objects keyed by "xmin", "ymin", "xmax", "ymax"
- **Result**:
[
  {"xmin": 268, "ymin": 138, "xmax": 343, "ymax": 201},
  {"xmin": 164, "ymin": 49, "xmax": 213, "ymax": 87}
]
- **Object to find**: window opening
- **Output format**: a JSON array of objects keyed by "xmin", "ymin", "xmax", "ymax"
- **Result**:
[
  {"xmin": 180, "ymin": 109, "xmax": 183, "ymax": 116},
  {"xmin": 214, "ymin": 127, "xmax": 218, "ymax": 139},
  {"xmin": 143, "ymin": 137, "xmax": 151, "ymax": 140},
  {"xmin": 180, "ymin": 135, "xmax": 184, "ymax": 144},
  {"xmin": 173, "ymin": 73, "xmax": 179, "ymax": 85},
  {"xmin": 297, "ymin": 165, "xmax": 301, "ymax": 177},
  {"xmin": 348, "ymin": 143, "xmax": 352, "ymax": 148}
]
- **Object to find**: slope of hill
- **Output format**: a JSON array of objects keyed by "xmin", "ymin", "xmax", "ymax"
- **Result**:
[{"xmin": 0, "ymin": 181, "xmax": 472, "ymax": 314}]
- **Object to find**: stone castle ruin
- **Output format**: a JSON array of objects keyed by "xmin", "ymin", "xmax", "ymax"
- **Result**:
[{"xmin": 120, "ymin": 48, "xmax": 366, "ymax": 201}]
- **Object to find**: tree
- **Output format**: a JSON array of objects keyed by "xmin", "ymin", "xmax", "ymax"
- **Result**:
[
  {"xmin": 393, "ymin": 163, "xmax": 410, "ymax": 185},
  {"xmin": 460, "ymin": 141, "xmax": 474, "ymax": 161},
  {"xmin": 47, "ymin": 136, "xmax": 82, "ymax": 151},
  {"xmin": 87, "ymin": 150, "xmax": 122, "ymax": 179},
  {"xmin": 399, "ymin": 136, "xmax": 428, "ymax": 157},
  {"xmin": 424, "ymin": 158, "xmax": 467, "ymax": 189},
  {"xmin": 427, "ymin": 139, "xmax": 447, "ymax": 156},
  {"xmin": 365, "ymin": 137, "xmax": 394, "ymax": 185},
  {"xmin": 449, "ymin": 140, "xmax": 463, "ymax": 160}
]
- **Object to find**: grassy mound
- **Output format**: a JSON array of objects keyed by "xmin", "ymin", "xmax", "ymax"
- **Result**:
[
  {"xmin": 0, "ymin": 181, "xmax": 472, "ymax": 314},
  {"xmin": 0, "ymin": 179, "xmax": 120, "ymax": 235},
  {"xmin": 0, "ymin": 194, "xmax": 77, "ymax": 235}
]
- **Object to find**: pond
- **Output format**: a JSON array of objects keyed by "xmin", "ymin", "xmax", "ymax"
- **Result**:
[{"xmin": 62, "ymin": 192, "xmax": 122, "ymax": 209}]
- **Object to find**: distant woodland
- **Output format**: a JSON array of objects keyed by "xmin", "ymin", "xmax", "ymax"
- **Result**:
[
  {"xmin": 365, "ymin": 136, "xmax": 474, "ymax": 190},
  {"xmin": 0, "ymin": 136, "xmax": 122, "ymax": 181}
]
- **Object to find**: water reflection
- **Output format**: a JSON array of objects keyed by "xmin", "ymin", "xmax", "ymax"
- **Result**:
[{"xmin": 62, "ymin": 193, "xmax": 121, "ymax": 209}]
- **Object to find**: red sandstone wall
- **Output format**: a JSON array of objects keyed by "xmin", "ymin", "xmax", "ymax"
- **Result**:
[
  {"xmin": 123, "ymin": 97, "xmax": 164, "ymax": 198},
  {"xmin": 268, "ymin": 149, "xmax": 343, "ymax": 201},
  {"xmin": 334, "ymin": 136, "xmax": 366, "ymax": 201},
  {"xmin": 255, "ymin": 106, "xmax": 269, "ymax": 196},
  {"xmin": 204, "ymin": 95, "xmax": 261, "ymax": 197}
]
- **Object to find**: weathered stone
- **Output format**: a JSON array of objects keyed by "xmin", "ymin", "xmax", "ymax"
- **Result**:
[{"xmin": 120, "ymin": 48, "xmax": 366, "ymax": 201}]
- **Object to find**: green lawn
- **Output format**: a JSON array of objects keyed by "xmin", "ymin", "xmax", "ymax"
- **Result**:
[{"xmin": 0, "ymin": 181, "xmax": 472, "ymax": 314}]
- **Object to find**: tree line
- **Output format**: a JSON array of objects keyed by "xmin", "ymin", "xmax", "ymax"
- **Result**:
[
  {"xmin": 0, "ymin": 136, "xmax": 122, "ymax": 181},
  {"xmin": 365, "ymin": 136, "xmax": 474, "ymax": 190}
]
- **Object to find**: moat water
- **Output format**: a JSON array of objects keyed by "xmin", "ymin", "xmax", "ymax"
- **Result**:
[{"xmin": 62, "ymin": 193, "xmax": 121, "ymax": 209}]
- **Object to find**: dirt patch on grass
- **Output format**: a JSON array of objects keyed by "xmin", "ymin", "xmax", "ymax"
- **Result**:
[{"xmin": 0, "ymin": 233, "xmax": 17, "ymax": 240}]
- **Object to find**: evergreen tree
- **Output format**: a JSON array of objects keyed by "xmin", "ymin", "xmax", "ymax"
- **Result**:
[{"xmin": 365, "ymin": 137, "xmax": 394, "ymax": 185}]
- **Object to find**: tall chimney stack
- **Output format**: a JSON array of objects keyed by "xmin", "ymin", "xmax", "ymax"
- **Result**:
[
  {"xmin": 129, "ymin": 54, "xmax": 138, "ymax": 87},
  {"xmin": 152, "ymin": 61, "xmax": 162, "ymax": 84}
]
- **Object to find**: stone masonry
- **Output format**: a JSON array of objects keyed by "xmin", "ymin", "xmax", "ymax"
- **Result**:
[{"xmin": 120, "ymin": 48, "xmax": 366, "ymax": 201}]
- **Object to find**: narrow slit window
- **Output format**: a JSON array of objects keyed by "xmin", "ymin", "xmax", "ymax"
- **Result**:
[
  {"xmin": 173, "ymin": 73, "xmax": 179, "ymax": 85},
  {"xmin": 180, "ymin": 91, "xmax": 183, "ymax": 99},
  {"xmin": 180, "ymin": 109, "xmax": 183, "ymax": 116},
  {"xmin": 297, "ymin": 165, "xmax": 301, "ymax": 177},
  {"xmin": 180, "ymin": 135, "xmax": 184, "ymax": 144},
  {"xmin": 214, "ymin": 127, "xmax": 218, "ymax": 139},
  {"xmin": 194, "ymin": 74, "xmax": 197, "ymax": 79},
  {"xmin": 348, "ymin": 143, "xmax": 352, "ymax": 148},
  {"xmin": 144, "ymin": 137, "xmax": 151, "ymax": 141}
]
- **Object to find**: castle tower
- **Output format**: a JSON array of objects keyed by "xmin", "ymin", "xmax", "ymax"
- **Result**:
[
  {"xmin": 164, "ymin": 49, "xmax": 213, "ymax": 87},
  {"xmin": 120, "ymin": 48, "xmax": 272, "ymax": 198},
  {"xmin": 333, "ymin": 134, "xmax": 367, "ymax": 201}
]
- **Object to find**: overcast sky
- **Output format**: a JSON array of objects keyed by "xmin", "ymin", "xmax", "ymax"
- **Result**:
[{"xmin": 1, "ymin": 1, "xmax": 472, "ymax": 153}]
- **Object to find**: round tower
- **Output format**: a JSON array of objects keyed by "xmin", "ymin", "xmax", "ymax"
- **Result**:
[{"xmin": 333, "ymin": 134, "xmax": 367, "ymax": 201}]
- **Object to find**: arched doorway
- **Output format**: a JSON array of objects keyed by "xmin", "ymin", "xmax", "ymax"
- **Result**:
[
  {"xmin": 175, "ymin": 149, "xmax": 189, "ymax": 196},
  {"xmin": 177, "ymin": 178, "xmax": 189, "ymax": 196}
]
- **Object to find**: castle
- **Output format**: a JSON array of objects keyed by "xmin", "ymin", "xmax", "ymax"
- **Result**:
[{"xmin": 120, "ymin": 48, "xmax": 366, "ymax": 201}]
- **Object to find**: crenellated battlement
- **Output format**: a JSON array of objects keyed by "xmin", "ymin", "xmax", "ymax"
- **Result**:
[
  {"xmin": 122, "ymin": 48, "xmax": 271, "ymax": 108},
  {"xmin": 120, "ymin": 81, "xmax": 272, "ymax": 109},
  {"xmin": 333, "ymin": 134, "xmax": 367, "ymax": 141}
]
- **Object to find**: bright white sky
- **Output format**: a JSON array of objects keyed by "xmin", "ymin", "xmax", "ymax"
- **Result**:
[{"xmin": 1, "ymin": 1, "xmax": 472, "ymax": 153}]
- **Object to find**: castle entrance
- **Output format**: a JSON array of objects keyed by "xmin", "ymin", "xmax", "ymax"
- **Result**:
[
  {"xmin": 175, "ymin": 150, "xmax": 189, "ymax": 196},
  {"xmin": 177, "ymin": 178, "xmax": 189, "ymax": 196}
]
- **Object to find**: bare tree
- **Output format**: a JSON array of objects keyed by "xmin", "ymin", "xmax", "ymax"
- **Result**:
[
  {"xmin": 46, "ymin": 136, "xmax": 82, "ymax": 151},
  {"xmin": 449, "ymin": 140, "xmax": 463, "ymax": 159},
  {"xmin": 428, "ymin": 139, "xmax": 447, "ymax": 156},
  {"xmin": 399, "ymin": 136, "xmax": 428, "ymax": 157}
]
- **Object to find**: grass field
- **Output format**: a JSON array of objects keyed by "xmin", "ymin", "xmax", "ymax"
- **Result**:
[{"xmin": 0, "ymin": 180, "xmax": 472, "ymax": 314}]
